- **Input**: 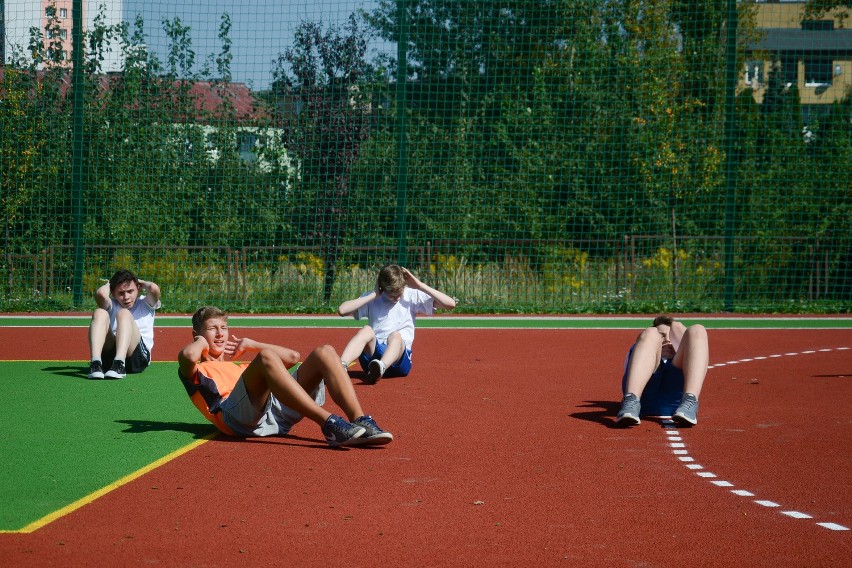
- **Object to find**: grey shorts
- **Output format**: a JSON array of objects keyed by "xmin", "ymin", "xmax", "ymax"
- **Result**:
[{"xmin": 220, "ymin": 369, "xmax": 326, "ymax": 437}]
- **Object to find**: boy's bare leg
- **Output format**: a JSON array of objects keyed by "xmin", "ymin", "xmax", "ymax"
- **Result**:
[
  {"xmin": 623, "ymin": 327, "xmax": 664, "ymax": 396},
  {"xmin": 340, "ymin": 325, "xmax": 376, "ymax": 367},
  {"xmin": 88, "ymin": 308, "xmax": 112, "ymax": 360},
  {"xmin": 380, "ymin": 331, "xmax": 405, "ymax": 369},
  {"xmin": 240, "ymin": 349, "xmax": 331, "ymax": 426},
  {"xmin": 113, "ymin": 309, "xmax": 142, "ymax": 360},
  {"xmin": 297, "ymin": 344, "xmax": 365, "ymax": 421},
  {"xmin": 672, "ymin": 324, "xmax": 709, "ymax": 397}
]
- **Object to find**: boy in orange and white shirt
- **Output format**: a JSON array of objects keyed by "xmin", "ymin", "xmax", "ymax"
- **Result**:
[{"xmin": 178, "ymin": 306, "xmax": 392, "ymax": 447}]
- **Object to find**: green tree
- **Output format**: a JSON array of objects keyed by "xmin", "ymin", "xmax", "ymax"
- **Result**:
[{"xmin": 272, "ymin": 15, "xmax": 372, "ymax": 303}]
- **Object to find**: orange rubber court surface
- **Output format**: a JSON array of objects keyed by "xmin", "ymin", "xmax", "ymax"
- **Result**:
[{"xmin": 0, "ymin": 316, "xmax": 850, "ymax": 567}]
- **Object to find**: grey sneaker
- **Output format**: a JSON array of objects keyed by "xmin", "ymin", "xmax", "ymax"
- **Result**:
[
  {"xmin": 350, "ymin": 415, "xmax": 393, "ymax": 446},
  {"xmin": 673, "ymin": 393, "xmax": 699, "ymax": 426},
  {"xmin": 616, "ymin": 393, "xmax": 641, "ymax": 426},
  {"xmin": 365, "ymin": 359, "xmax": 385, "ymax": 385},
  {"xmin": 104, "ymin": 360, "xmax": 126, "ymax": 379},
  {"xmin": 322, "ymin": 414, "xmax": 366, "ymax": 447},
  {"xmin": 87, "ymin": 360, "xmax": 104, "ymax": 380}
]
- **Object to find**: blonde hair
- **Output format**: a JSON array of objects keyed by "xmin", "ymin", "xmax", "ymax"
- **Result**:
[
  {"xmin": 192, "ymin": 306, "xmax": 227, "ymax": 334},
  {"xmin": 376, "ymin": 264, "xmax": 405, "ymax": 294}
]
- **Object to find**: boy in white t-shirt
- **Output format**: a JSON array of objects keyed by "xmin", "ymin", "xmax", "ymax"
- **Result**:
[
  {"xmin": 87, "ymin": 269, "xmax": 161, "ymax": 380},
  {"xmin": 337, "ymin": 264, "xmax": 456, "ymax": 384}
]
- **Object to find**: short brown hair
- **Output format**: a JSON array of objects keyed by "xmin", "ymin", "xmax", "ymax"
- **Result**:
[
  {"xmin": 109, "ymin": 269, "xmax": 139, "ymax": 293},
  {"xmin": 652, "ymin": 314, "xmax": 674, "ymax": 327},
  {"xmin": 377, "ymin": 264, "xmax": 405, "ymax": 294},
  {"xmin": 192, "ymin": 306, "xmax": 227, "ymax": 334}
]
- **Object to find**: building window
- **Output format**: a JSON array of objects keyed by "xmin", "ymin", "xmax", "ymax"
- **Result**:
[
  {"xmin": 745, "ymin": 61, "xmax": 764, "ymax": 86},
  {"xmin": 781, "ymin": 56, "xmax": 797, "ymax": 87},
  {"xmin": 60, "ymin": 8, "xmax": 68, "ymax": 19},
  {"xmin": 60, "ymin": 29, "xmax": 67, "ymax": 40},
  {"xmin": 804, "ymin": 56, "xmax": 833, "ymax": 86},
  {"xmin": 802, "ymin": 20, "xmax": 833, "ymax": 31}
]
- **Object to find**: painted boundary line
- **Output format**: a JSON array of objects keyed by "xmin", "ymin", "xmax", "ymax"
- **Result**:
[
  {"xmin": 663, "ymin": 346, "xmax": 851, "ymax": 533},
  {"xmin": 0, "ymin": 433, "xmax": 218, "ymax": 534},
  {"xmin": 1, "ymin": 315, "xmax": 850, "ymax": 329}
]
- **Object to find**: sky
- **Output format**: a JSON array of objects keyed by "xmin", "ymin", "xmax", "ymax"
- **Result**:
[{"xmin": 124, "ymin": 0, "xmax": 388, "ymax": 90}]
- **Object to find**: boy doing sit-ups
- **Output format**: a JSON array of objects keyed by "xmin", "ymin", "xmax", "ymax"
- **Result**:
[{"xmin": 178, "ymin": 306, "xmax": 393, "ymax": 447}]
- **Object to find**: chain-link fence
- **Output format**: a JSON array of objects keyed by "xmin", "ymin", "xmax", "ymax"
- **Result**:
[{"xmin": 2, "ymin": 0, "xmax": 850, "ymax": 313}]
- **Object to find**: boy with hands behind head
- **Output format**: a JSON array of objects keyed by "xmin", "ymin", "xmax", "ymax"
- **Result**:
[{"xmin": 338, "ymin": 264, "xmax": 456, "ymax": 384}]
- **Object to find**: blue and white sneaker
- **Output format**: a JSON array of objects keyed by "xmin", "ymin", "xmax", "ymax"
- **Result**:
[
  {"xmin": 322, "ymin": 414, "xmax": 366, "ymax": 447},
  {"xmin": 350, "ymin": 415, "xmax": 393, "ymax": 446}
]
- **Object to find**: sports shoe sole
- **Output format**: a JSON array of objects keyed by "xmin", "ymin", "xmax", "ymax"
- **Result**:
[
  {"xmin": 672, "ymin": 412, "xmax": 697, "ymax": 426},
  {"xmin": 104, "ymin": 371, "xmax": 126, "ymax": 380},
  {"xmin": 616, "ymin": 413, "xmax": 641, "ymax": 426},
  {"xmin": 87, "ymin": 371, "xmax": 105, "ymax": 380},
  {"xmin": 326, "ymin": 426, "xmax": 367, "ymax": 448},
  {"xmin": 349, "ymin": 432, "xmax": 394, "ymax": 446}
]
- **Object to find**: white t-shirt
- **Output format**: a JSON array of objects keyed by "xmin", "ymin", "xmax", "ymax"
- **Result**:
[
  {"xmin": 353, "ymin": 287, "xmax": 434, "ymax": 349},
  {"xmin": 109, "ymin": 295, "xmax": 160, "ymax": 352}
]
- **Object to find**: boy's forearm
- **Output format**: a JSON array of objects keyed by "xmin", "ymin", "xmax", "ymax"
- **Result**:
[
  {"xmin": 180, "ymin": 336, "xmax": 208, "ymax": 364},
  {"xmin": 338, "ymin": 292, "xmax": 377, "ymax": 316},
  {"xmin": 420, "ymin": 283, "xmax": 456, "ymax": 310},
  {"xmin": 94, "ymin": 283, "xmax": 111, "ymax": 308},
  {"xmin": 242, "ymin": 339, "xmax": 300, "ymax": 365}
]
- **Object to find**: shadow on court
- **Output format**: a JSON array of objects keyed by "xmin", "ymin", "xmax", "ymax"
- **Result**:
[{"xmin": 115, "ymin": 419, "xmax": 216, "ymax": 438}]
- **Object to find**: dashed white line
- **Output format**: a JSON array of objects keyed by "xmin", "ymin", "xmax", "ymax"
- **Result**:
[
  {"xmin": 665, "ymin": 346, "xmax": 851, "ymax": 531},
  {"xmin": 817, "ymin": 523, "xmax": 850, "ymax": 531},
  {"xmin": 782, "ymin": 511, "xmax": 813, "ymax": 519}
]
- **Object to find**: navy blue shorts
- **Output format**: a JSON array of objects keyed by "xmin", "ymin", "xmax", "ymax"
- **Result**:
[{"xmin": 622, "ymin": 346, "xmax": 684, "ymax": 416}]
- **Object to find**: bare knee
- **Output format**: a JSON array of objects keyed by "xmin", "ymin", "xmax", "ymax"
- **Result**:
[
  {"xmin": 257, "ymin": 348, "xmax": 284, "ymax": 369},
  {"xmin": 91, "ymin": 307, "xmax": 110, "ymax": 323},
  {"xmin": 115, "ymin": 309, "xmax": 134, "ymax": 324},
  {"xmin": 685, "ymin": 324, "xmax": 708, "ymax": 342},
  {"xmin": 636, "ymin": 327, "xmax": 663, "ymax": 345},
  {"xmin": 313, "ymin": 344, "xmax": 338, "ymax": 361}
]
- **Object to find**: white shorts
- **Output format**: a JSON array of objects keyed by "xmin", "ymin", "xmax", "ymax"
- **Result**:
[{"xmin": 220, "ymin": 369, "xmax": 326, "ymax": 437}]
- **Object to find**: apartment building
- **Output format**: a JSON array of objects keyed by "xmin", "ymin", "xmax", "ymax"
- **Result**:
[
  {"xmin": 3, "ymin": 0, "xmax": 123, "ymax": 70},
  {"xmin": 743, "ymin": 0, "xmax": 852, "ymax": 119}
]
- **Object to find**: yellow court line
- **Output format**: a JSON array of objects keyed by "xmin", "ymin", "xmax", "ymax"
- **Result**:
[{"xmin": 0, "ymin": 432, "xmax": 218, "ymax": 534}]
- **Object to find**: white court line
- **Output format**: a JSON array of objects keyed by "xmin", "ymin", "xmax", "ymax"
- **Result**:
[
  {"xmin": 817, "ymin": 523, "xmax": 850, "ymax": 531},
  {"xmin": 662, "ymin": 347, "xmax": 852, "ymax": 533},
  {"xmin": 782, "ymin": 511, "xmax": 813, "ymax": 519}
]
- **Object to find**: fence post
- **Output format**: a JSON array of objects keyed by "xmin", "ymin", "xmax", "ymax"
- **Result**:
[
  {"xmin": 395, "ymin": 0, "xmax": 409, "ymax": 266},
  {"xmin": 722, "ymin": 0, "xmax": 739, "ymax": 312},
  {"xmin": 70, "ymin": 0, "xmax": 86, "ymax": 306}
]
